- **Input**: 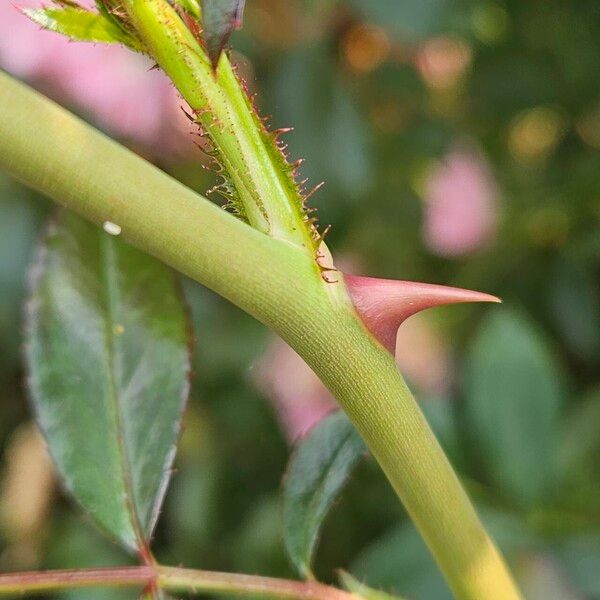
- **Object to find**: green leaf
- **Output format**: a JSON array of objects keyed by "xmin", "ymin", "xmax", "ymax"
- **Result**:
[
  {"xmin": 25, "ymin": 211, "xmax": 191, "ymax": 553},
  {"xmin": 351, "ymin": 524, "xmax": 451, "ymax": 599},
  {"xmin": 557, "ymin": 386, "xmax": 600, "ymax": 475},
  {"xmin": 549, "ymin": 258, "xmax": 600, "ymax": 363},
  {"xmin": 271, "ymin": 47, "xmax": 372, "ymax": 205},
  {"xmin": 0, "ymin": 176, "xmax": 46, "ymax": 374},
  {"xmin": 554, "ymin": 534, "xmax": 600, "ymax": 596},
  {"xmin": 282, "ymin": 411, "xmax": 366, "ymax": 579},
  {"xmin": 419, "ymin": 396, "xmax": 461, "ymax": 464},
  {"xmin": 463, "ymin": 308, "xmax": 564, "ymax": 505},
  {"xmin": 22, "ymin": 6, "xmax": 142, "ymax": 50},
  {"xmin": 476, "ymin": 506, "xmax": 537, "ymax": 556},
  {"xmin": 339, "ymin": 571, "xmax": 406, "ymax": 599},
  {"xmin": 200, "ymin": 0, "xmax": 245, "ymax": 68}
]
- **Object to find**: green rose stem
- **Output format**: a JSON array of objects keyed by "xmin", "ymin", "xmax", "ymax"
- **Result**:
[
  {"xmin": 0, "ymin": 71, "xmax": 521, "ymax": 600},
  {"xmin": 0, "ymin": 566, "xmax": 355, "ymax": 599}
]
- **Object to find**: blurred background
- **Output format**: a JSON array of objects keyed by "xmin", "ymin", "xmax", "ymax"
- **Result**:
[{"xmin": 0, "ymin": 0, "xmax": 599, "ymax": 598}]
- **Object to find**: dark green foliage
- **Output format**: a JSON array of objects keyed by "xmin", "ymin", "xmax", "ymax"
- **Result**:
[
  {"xmin": 200, "ymin": 0, "xmax": 245, "ymax": 68},
  {"xmin": 464, "ymin": 308, "xmax": 563, "ymax": 506},
  {"xmin": 347, "ymin": 0, "xmax": 449, "ymax": 41},
  {"xmin": 46, "ymin": 515, "xmax": 136, "ymax": 600},
  {"xmin": 25, "ymin": 211, "xmax": 190, "ymax": 553},
  {"xmin": 282, "ymin": 411, "xmax": 366, "ymax": 578},
  {"xmin": 554, "ymin": 535, "xmax": 600, "ymax": 596},
  {"xmin": 269, "ymin": 47, "xmax": 372, "ymax": 210},
  {"xmin": 351, "ymin": 523, "xmax": 451, "ymax": 599}
]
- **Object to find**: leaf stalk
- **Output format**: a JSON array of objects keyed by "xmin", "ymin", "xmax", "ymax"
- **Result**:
[{"xmin": 0, "ymin": 566, "xmax": 355, "ymax": 599}]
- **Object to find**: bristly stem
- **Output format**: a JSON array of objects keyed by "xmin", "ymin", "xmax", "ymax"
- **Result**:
[
  {"xmin": 0, "ymin": 566, "xmax": 355, "ymax": 599},
  {"xmin": 122, "ymin": 0, "xmax": 318, "ymax": 254}
]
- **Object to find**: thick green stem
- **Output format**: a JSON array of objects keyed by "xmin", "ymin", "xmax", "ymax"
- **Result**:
[
  {"xmin": 0, "ymin": 566, "xmax": 354, "ymax": 599},
  {"xmin": 0, "ymin": 72, "xmax": 521, "ymax": 600}
]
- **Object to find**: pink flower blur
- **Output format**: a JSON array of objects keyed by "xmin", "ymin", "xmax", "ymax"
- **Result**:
[
  {"xmin": 255, "ymin": 338, "xmax": 336, "ymax": 443},
  {"xmin": 0, "ymin": 1, "xmax": 193, "ymax": 155},
  {"xmin": 395, "ymin": 314, "xmax": 452, "ymax": 397},
  {"xmin": 423, "ymin": 149, "xmax": 498, "ymax": 257}
]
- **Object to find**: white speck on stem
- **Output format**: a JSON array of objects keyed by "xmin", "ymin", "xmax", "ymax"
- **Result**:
[{"xmin": 103, "ymin": 221, "xmax": 121, "ymax": 236}]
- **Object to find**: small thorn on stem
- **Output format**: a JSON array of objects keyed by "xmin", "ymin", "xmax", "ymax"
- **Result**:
[
  {"xmin": 271, "ymin": 127, "xmax": 294, "ymax": 139},
  {"xmin": 304, "ymin": 181, "xmax": 325, "ymax": 201}
]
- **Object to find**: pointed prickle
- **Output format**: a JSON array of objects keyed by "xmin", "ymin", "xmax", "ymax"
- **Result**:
[
  {"xmin": 304, "ymin": 181, "xmax": 325, "ymax": 201},
  {"xmin": 345, "ymin": 275, "xmax": 501, "ymax": 353},
  {"xmin": 180, "ymin": 106, "xmax": 196, "ymax": 122},
  {"xmin": 271, "ymin": 127, "xmax": 294, "ymax": 139}
]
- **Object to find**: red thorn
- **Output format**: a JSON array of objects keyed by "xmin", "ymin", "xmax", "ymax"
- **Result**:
[{"xmin": 345, "ymin": 275, "xmax": 501, "ymax": 353}]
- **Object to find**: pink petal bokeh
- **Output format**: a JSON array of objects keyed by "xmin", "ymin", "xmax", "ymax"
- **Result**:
[
  {"xmin": 423, "ymin": 149, "xmax": 498, "ymax": 257},
  {"xmin": 0, "ymin": 1, "xmax": 193, "ymax": 156},
  {"xmin": 394, "ymin": 314, "xmax": 452, "ymax": 397}
]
